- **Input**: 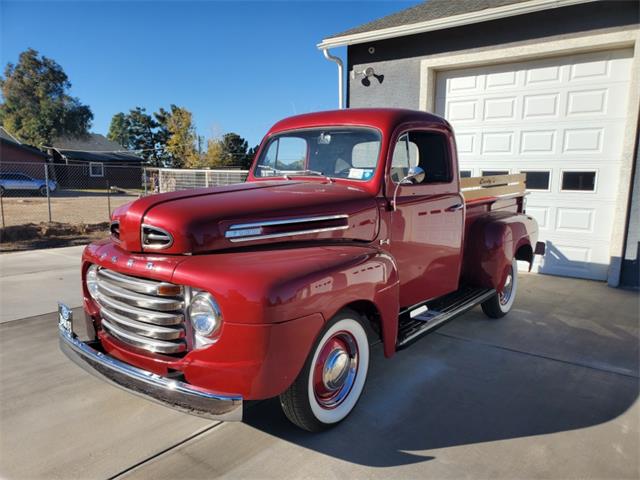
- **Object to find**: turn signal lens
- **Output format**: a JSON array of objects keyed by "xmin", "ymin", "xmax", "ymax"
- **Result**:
[{"xmin": 157, "ymin": 284, "xmax": 183, "ymax": 297}]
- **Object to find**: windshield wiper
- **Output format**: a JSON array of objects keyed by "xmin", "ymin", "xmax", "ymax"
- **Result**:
[
  {"xmin": 287, "ymin": 170, "xmax": 335, "ymax": 183},
  {"xmin": 288, "ymin": 169, "xmax": 325, "ymax": 176}
]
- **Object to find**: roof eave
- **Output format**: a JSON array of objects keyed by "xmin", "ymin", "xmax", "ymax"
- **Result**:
[{"xmin": 317, "ymin": 0, "xmax": 598, "ymax": 49}]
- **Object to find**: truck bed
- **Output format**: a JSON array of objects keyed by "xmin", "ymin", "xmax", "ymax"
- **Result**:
[{"xmin": 461, "ymin": 173, "xmax": 527, "ymax": 227}]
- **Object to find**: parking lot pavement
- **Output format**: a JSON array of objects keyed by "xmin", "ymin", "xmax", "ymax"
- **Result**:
[
  {"xmin": 0, "ymin": 245, "xmax": 85, "ymax": 323},
  {"xmin": 0, "ymin": 258, "xmax": 638, "ymax": 479}
]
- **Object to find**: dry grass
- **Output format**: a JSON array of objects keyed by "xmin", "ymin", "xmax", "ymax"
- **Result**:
[
  {"xmin": 0, "ymin": 222, "xmax": 110, "ymax": 252},
  {"xmin": 0, "ymin": 192, "xmax": 138, "ymax": 227}
]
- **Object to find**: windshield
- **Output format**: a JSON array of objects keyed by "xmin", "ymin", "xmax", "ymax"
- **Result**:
[{"xmin": 254, "ymin": 128, "xmax": 381, "ymax": 181}]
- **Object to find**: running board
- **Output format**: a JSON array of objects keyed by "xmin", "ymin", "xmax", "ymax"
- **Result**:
[{"xmin": 396, "ymin": 287, "xmax": 496, "ymax": 350}]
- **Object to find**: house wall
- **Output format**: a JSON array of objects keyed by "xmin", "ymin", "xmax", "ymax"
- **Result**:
[
  {"xmin": 51, "ymin": 160, "xmax": 142, "ymax": 190},
  {"xmin": 0, "ymin": 141, "xmax": 46, "ymax": 169},
  {"xmin": 347, "ymin": 2, "xmax": 638, "ymax": 108}
]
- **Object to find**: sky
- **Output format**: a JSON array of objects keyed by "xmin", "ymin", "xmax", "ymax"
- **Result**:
[{"xmin": 1, "ymin": 0, "xmax": 421, "ymax": 147}]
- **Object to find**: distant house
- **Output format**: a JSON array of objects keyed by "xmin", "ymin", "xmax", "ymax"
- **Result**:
[
  {"xmin": 50, "ymin": 133, "xmax": 144, "ymax": 189},
  {"xmin": 0, "ymin": 127, "xmax": 49, "ymax": 178}
]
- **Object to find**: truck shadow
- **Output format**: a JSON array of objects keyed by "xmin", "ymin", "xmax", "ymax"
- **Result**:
[{"xmin": 243, "ymin": 328, "xmax": 638, "ymax": 467}]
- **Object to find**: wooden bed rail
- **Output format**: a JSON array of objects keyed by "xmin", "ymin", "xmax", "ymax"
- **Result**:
[{"xmin": 460, "ymin": 173, "xmax": 526, "ymax": 201}]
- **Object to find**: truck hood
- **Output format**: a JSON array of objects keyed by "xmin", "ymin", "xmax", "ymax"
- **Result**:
[{"xmin": 112, "ymin": 180, "xmax": 379, "ymax": 254}]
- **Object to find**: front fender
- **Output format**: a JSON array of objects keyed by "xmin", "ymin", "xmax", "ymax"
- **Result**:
[
  {"xmin": 172, "ymin": 245, "xmax": 400, "ymax": 357},
  {"xmin": 172, "ymin": 246, "xmax": 400, "ymax": 396}
]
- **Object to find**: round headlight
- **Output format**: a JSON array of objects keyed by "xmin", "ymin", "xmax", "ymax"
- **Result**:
[
  {"xmin": 86, "ymin": 265, "xmax": 99, "ymax": 299},
  {"xmin": 189, "ymin": 292, "xmax": 222, "ymax": 337}
]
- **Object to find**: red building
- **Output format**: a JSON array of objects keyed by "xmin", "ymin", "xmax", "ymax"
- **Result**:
[{"xmin": 0, "ymin": 127, "xmax": 49, "ymax": 179}]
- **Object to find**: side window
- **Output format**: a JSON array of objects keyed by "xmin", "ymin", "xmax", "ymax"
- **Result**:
[
  {"xmin": 521, "ymin": 170, "xmax": 550, "ymax": 191},
  {"xmin": 482, "ymin": 170, "xmax": 509, "ymax": 177},
  {"xmin": 561, "ymin": 171, "xmax": 596, "ymax": 191},
  {"xmin": 89, "ymin": 162, "xmax": 104, "ymax": 177},
  {"xmin": 460, "ymin": 170, "xmax": 472, "ymax": 178},
  {"xmin": 391, "ymin": 131, "xmax": 451, "ymax": 184}
]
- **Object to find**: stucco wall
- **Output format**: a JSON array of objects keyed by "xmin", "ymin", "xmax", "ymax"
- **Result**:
[{"xmin": 347, "ymin": 1, "xmax": 639, "ymax": 109}]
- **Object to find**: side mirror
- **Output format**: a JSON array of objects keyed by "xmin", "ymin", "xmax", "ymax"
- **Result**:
[
  {"xmin": 392, "ymin": 166, "xmax": 425, "ymax": 211},
  {"xmin": 400, "ymin": 166, "xmax": 425, "ymax": 185}
]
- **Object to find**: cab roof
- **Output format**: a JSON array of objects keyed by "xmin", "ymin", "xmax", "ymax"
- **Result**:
[{"xmin": 267, "ymin": 108, "xmax": 450, "ymax": 136}]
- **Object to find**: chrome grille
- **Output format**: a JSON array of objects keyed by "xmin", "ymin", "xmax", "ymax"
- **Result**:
[
  {"xmin": 93, "ymin": 267, "xmax": 187, "ymax": 354},
  {"xmin": 141, "ymin": 224, "xmax": 173, "ymax": 250}
]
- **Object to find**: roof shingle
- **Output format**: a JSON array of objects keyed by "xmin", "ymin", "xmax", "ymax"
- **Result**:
[
  {"xmin": 52, "ymin": 133, "xmax": 143, "ymax": 163},
  {"xmin": 326, "ymin": 0, "xmax": 537, "ymax": 39}
]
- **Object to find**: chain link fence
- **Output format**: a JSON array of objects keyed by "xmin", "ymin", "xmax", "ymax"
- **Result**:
[
  {"xmin": 0, "ymin": 162, "xmax": 249, "ymax": 229},
  {"xmin": 145, "ymin": 168, "xmax": 248, "ymax": 194}
]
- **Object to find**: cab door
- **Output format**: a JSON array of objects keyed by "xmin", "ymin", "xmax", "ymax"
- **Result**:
[{"xmin": 385, "ymin": 128, "xmax": 464, "ymax": 307}]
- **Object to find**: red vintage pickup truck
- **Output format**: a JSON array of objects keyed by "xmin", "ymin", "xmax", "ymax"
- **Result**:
[{"xmin": 59, "ymin": 109, "xmax": 544, "ymax": 431}]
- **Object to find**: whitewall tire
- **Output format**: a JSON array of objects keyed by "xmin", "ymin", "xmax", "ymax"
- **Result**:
[
  {"xmin": 481, "ymin": 258, "xmax": 518, "ymax": 318},
  {"xmin": 279, "ymin": 309, "xmax": 369, "ymax": 431}
]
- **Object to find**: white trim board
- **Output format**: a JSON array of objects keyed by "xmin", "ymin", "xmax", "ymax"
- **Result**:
[{"xmin": 318, "ymin": 0, "xmax": 599, "ymax": 49}]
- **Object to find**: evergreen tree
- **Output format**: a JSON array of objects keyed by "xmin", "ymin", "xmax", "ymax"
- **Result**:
[{"xmin": 0, "ymin": 48, "xmax": 93, "ymax": 146}]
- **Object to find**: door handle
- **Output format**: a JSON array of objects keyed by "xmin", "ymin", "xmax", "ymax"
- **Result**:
[{"xmin": 446, "ymin": 203, "xmax": 464, "ymax": 212}]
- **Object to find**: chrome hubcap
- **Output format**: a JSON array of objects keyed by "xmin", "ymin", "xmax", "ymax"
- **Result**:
[
  {"xmin": 499, "ymin": 269, "xmax": 514, "ymax": 306},
  {"xmin": 313, "ymin": 331, "xmax": 358, "ymax": 409}
]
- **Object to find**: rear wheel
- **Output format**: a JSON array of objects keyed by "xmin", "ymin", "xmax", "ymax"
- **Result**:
[
  {"xmin": 279, "ymin": 309, "xmax": 370, "ymax": 432},
  {"xmin": 39, "ymin": 186, "xmax": 47, "ymax": 196},
  {"xmin": 0, "ymin": 186, "xmax": 4, "ymax": 197},
  {"xmin": 482, "ymin": 258, "xmax": 518, "ymax": 318}
]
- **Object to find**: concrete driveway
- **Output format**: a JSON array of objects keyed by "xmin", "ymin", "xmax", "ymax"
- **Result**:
[
  {"xmin": 0, "ymin": 246, "xmax": 638, "ymax": 479},
  {"xmin": 0, "ymin": 246, "xmax": 85, "ymax": 323}
]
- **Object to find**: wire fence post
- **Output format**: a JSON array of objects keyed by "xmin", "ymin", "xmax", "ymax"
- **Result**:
[
  {"xmin": 44, "ymin": 163, "xmax": 52, "ymax": 222},
  {"xmin": 0, "ymin": 193, "xmax": 5, "ymax": 229},
  {"xmin": 143, "ymin": 167, "xmax": 148, "ymax": 196},
  {"xmin": 106, "ymin": 179, "xmax": 111, "ymax": 220}
]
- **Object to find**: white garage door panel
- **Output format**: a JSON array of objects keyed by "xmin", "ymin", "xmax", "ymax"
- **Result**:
[{"xmin": 436, "ymin": 49, "xmax": 634, "ymax": 280}]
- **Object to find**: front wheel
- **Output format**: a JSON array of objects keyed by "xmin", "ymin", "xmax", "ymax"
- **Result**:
[
  {"xmin": 482, "ymin": 258, "xmax": 518, "ymax": 318},
  {"xmin": 279, "ymin": 309, "xmax": 370, "ymax": 432},
  {"xmin": 39, "ymin": 186, "xmax": 47, "ymax": 196}
]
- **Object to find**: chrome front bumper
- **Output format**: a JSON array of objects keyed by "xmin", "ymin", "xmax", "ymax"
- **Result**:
[{"xmin": 58, "ymin": 303, "xmax": 242, "ymax": 421}]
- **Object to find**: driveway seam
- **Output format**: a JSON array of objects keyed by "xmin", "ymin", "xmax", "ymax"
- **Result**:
[
  {"xmin": 435, "ymin": 331, "xmax": 639, "ymax": 379},
  {"xmin": 108, "ymin": 421, "xmax": 224, "ymax": 479}
]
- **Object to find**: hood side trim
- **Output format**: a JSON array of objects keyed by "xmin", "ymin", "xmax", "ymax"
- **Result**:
[{"xmin": 226, "ymin": 214, "xmax": 349, "ymax": 243}]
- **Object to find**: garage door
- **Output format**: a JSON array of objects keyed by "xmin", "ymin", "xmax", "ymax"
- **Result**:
[{"xmin": 435, "ymin": 49, "xmax": 634, "ymax": 280}]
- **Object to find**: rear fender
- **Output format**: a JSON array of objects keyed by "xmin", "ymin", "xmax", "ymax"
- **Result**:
[{"xmin": 462, "ymin": 212, "xmax": 538, "ymax": 289}]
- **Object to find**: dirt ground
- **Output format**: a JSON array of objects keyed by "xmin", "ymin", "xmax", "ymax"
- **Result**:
[
  {"xmin": 0, "ymin": 192, "xmax": 138, "ymax": 227},
  {"xmin": 0, "ymin": 222, "xmax": 110, "ymax": 252}
]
